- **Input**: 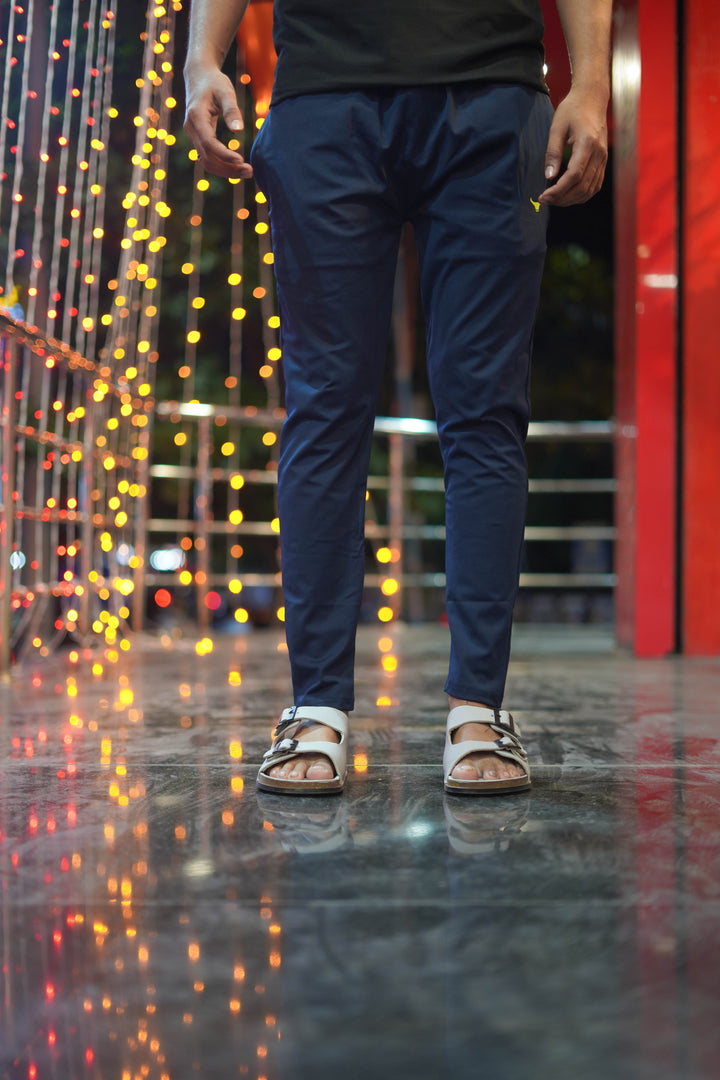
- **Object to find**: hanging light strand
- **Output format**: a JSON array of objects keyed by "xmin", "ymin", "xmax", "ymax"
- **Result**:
[
  {"xmin": 26, "ymin": 0, "xmax": 62, "ymax": 328},
  {"xmin": 3, "ymin": 0, "xmax": 34, "ymax": 302}
]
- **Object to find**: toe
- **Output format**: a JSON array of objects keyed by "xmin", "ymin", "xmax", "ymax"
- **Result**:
[
  {"xmin": 306, "ymin": 758, "xmax": 334, "ymax": 781},
  {"xmin": 451, "ymin": 760, "xmax": 480, "ymax": 781},
  {"xmin": 451, "ymin": 752, "xmax": 526, "ymax": 783},
  {"xmin": 269, "ymin": 755, "xmax": 334, "ymax": 781}
]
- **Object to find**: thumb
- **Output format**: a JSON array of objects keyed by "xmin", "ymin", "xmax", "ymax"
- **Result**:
[
  {"xmin": 211, "ymin": 75, "xmax": 244, "ymax": 132},
  {"xmin": 224, "ymin": 103, "xmax": 244, "ymax": 133},
  {"xmin": 544, "ymin": 113, "xmax": 567, "ymax": 181}
]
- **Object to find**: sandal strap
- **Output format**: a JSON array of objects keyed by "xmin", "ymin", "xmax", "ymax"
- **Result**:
[
  {"xmin": 446, "ymin": 705, "xmax": 520, "ymax": 740},
  {"xmin": 272, "ymin": 705, "xmax": 348, "ymax": 742}
]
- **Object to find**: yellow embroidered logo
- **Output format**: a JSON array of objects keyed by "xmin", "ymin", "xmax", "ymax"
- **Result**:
[{"xmin": 530, "ymin": 198, "xmax": 541, "ymax": 213}]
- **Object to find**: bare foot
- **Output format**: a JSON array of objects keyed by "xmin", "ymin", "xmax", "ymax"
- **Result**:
[
  {"xmin": 266, "ymin": 721, "xmax": 341, "ymax": 782},
  {"xmin": 448, "ymin": 698, "xmax": 526, "ymax": 782}
]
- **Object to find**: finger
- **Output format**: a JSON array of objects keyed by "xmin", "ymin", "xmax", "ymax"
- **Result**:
[
  {"xmin": 543, "ymin": 113, "xmax": 570, "ymax": 183},
  {"xmin": 223, "ymin": 102, "xmax": 244, "ymax": 135},
  {"xmin": 539, "ymin": 144, "xmax": 606, "ymax": 206},
  {"xmin": 199, "ymin": 140, "xmax": 252, "ymax": 179},
  {"xmin": 199, "ymin": 151, "xmax": 253, "ymax": 180},
  {"xmin": 184, "ymin": 119, "xmax": 253, "ymax": 179}
]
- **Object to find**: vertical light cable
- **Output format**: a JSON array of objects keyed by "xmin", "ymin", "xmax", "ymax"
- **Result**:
[
  {"xmin": 62, "ymin": 0, "xmax": 99, "ymax": 348},
  {"xmin": 46, "ymin": 0, "xmax": 82, "ymax": 340},
  {"xmin": 4, "ymin": 0, "xmax": 33, "ymax": 302},
  {"xmin": 26, "ymin": 0, "xmax": 62, "ymax": 327},
  {"xmin": 84, "ymin": 2, "xmax": 117, "ymax": 363},
  {"xmin": 102, "ymin": 2, "xmax": 172, "ymax": 371},
  {"xmin": 77, "ymin": 4, "xmax": 113, "ymax": 358},
  {"xmin": 0, "ymin": 3, "xmax": 19, "ymax": 296}
]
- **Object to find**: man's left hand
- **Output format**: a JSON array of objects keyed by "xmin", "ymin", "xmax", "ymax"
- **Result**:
[{"xmin": 538, "ymin": 86, "xmax": 609, "ymax": 207}]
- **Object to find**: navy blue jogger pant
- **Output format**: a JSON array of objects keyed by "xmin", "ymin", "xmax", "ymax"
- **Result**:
[{"xmin": 249, "ymin": 83, "xmax": 553, "ymax": 711}]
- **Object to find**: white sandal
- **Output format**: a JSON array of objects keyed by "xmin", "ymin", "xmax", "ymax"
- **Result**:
[
  {"xmin": 256, "ymin": 706, "xmax": 348, "ymax": 795},
  {"xmin": 443, "ymin": 705, "xmax": 531, "ymax": 796}
]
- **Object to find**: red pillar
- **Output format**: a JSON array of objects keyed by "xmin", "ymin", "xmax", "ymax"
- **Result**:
[
  {"xmin": 682, "ymin": 1, "xmax": 720, "ymax": 654},
  {"xmin": 613, "ymin": 0, "xmax": 679, "ymax": 656}
]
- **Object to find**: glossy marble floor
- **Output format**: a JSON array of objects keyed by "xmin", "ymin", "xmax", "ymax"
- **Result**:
[{"xmin": 1, "ymin": 623, "xmax": 719, "ymax": 1080}]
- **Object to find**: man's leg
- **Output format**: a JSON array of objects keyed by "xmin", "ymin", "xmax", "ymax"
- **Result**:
[
  {"xmin": 250, "ymin": 93, "xmax": 402, "ymax": 776},
  {"xmin": 411, "ymin": 84, "xmax": 553, "ymax": 780}
]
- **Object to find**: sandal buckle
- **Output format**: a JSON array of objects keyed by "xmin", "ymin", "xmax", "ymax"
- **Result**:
[{"xmin": 263, "ymin": 737, "xmax": 299, "ymax": 761}]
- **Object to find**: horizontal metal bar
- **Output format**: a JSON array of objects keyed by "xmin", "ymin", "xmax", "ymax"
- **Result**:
[
  {"xmin": 519, "ymin": 573, "xmax": 617, "ymax": 588},
  {"xmin": 154, "ymin": 401, "xmax": 282, "ymax": 425},
  {"xmin": 528, "ymin": 479, "xmax": 617, "ymax": 494},
  {"xmin": 146, "ymin": 519, "xmax": 280, "ymax": 535},
  {"xmin": 144, "ymin": 571, "xmax": 283, "ymax": 588},
  {"xmin": 364, "ymin": 524, "xmax": 616, "ymax": 541},
  {"xmin": 145, "ymin": 519, "xmax": 615, "ymax": 542},
  {"xmin": 142, "ymin": 570, "xmax": 616, "ymax": 590},
  {"xmin": 148, "ymin": 466, "xmax": 615, "ymax": 496},
  {"xmin": 149, "ymin": 464, "xmax": 278, "ymax": 483},
  {"xmin": 154, "ymin": 401, "xmax": 615, "ymax": 443},
  {"xmin": 524, "ymin": 526, "xmax": 616, "ymax": 540}
]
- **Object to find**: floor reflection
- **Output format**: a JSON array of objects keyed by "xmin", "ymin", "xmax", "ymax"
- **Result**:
[{"xmin": 1, "ymin": 626, "xmax": 719, "ymax": 1079}]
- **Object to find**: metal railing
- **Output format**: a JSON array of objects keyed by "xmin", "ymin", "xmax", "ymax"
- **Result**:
[
  {"xmin": 0, "ymin": 313, "xmax": 149, "ymax": 674},
  {"xmin": 144, "ymin": 401, "xmax": 616, "ymax": 627}
]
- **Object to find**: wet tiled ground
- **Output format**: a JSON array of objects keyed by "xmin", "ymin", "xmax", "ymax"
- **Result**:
[{"xmin": 1, "ymin": 624, "xmax": 719, "ymax": 1079}]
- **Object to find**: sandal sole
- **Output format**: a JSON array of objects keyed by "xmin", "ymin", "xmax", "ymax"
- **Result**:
[
  {"xmin": 256, "ymin": 775, "xmax": 345, "ymax": 796},
  {"xmin": 444, "ymin": 777, "xmax": 531, "ymax": 796}
]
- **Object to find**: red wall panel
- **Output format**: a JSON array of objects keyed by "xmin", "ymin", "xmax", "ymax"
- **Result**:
[
  {"xmin": 613, "ymin": 0, "xmax": 678, "ymax": 656},
  {"xmin": 682, "ymin": 1, "xmax": 720, "ymax": 653}
]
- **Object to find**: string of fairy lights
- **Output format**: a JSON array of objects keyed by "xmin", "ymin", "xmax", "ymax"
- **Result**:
[
  {"xmin": 0, "ymin": 0, "xmax": 402, "ymax": 680},
  {"xmin": 0, "ymin": 6, "xmax": 404, "ymax": 1069}
]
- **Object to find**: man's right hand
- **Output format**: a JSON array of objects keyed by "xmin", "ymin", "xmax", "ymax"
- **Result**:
[{"xmin": 183, "ymin": 64, "xmax": 253, "ymax": 180}]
